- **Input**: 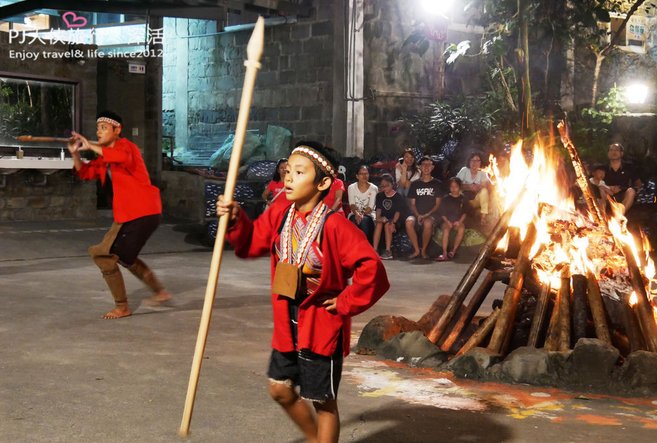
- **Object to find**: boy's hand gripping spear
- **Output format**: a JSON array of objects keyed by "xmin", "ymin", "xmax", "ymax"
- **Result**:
[{"xmin": 179, "ymin": 16, "xmax": 265, "ymax": 437}]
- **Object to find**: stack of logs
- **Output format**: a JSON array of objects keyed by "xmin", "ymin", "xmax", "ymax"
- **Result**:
[{"xmin": 425, "ymin": 122, "xmax": 657, "ymax": 358}]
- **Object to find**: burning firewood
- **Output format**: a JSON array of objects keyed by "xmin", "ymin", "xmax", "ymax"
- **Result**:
[
  {"xmin": 585, "ymin": 271, "xmax": 612, "ymax": 345},
  {"xmin": 457, "ymin": 308, "xmax": 500, "ymax": 356},
  {"xmin": 527, "ymin": 274, "xmax": 552, "ymax": 347},
  {"xmin": 557, "ymin": 120, "xmax": 605, "ymax": 224},
  {"xmin": 419, "ymin": 132, "xmax": 657, "ymax": 361},
  {"xmin": 488, "ymin": 222, "xmax": 538, "ymax": 354},
  {"xmin": 571, "ymin": 274, "xmax": 588, "ymax": 342},
  {"xmin": 425, "ymin": 190, "xmax": 525, "ymax": 344},
  {"xmin": 556, "ymin": 270, "xmax": 572, "ymax": 352},
  {"xmin": 440, "ymin": 270, "xmax": 509, "ymax": 352},
  {"xmin": 622, "ymin": 291, "xmax": 646, "ymax": 352}
]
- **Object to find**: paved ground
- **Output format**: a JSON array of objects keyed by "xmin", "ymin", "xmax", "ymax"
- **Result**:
[{"xmin": 1, "ymin": 214, "xmax": 657, "ymax": 442}]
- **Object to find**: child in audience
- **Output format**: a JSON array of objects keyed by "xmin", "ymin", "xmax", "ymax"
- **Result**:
[
  {"xmin": 372, "ymin": 174, "xmax": 409, "ymax": 260},
  {"xmin": 263, "ymin": 158, "xmax": 288, "ymax": 204},
  {"xmin": 436, "ymin": 177, "xmax": 467, "ymax": 261}
]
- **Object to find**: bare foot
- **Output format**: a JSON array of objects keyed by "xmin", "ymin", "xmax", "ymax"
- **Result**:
[
  {"xmin": 102, "ymin": 306, "xmax": 132, "ymax": 319},
  {"xmin": 408, "ymin": 251, "xmax": 420, "ymax": 259},
  {"xmin": 147, "ymin": 290, "xmax": 172, "ymax": 306}
]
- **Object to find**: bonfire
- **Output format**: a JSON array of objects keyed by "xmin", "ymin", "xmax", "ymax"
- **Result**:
[{"xmin": 424, "ymin": 122, "xmax": 657, "ymax": 358}]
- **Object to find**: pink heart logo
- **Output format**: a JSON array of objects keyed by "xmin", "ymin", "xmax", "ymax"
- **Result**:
[{"xmin": 62, "ymin": 11, "xmax": 87, "ymax": 29}]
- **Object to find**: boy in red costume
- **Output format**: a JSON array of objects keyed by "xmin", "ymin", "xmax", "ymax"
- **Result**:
[
  {"xmin": 68, "ymin": 111, "xmax": 170, "ymax": 319},
  {"xmin": 217, "ymin": 141, "xmax": 389, "ymax": 443}
]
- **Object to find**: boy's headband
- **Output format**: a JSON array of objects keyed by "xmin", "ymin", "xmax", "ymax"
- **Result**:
[
  {"xmin": 291, "ymin": 146, "xmax": 337, "ymax": 178},
  {"xmin": 97, "ymin": 117, "xmax": 121, "ymax": 127}
]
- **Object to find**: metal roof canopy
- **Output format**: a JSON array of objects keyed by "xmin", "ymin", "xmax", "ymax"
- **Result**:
[{"xmin": 0, "ymin": 0, "xmax": 313, "ymax": 21}]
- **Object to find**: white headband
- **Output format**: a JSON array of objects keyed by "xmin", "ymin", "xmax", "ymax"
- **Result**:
[
  {"xmin": 291, "ymin": 146, "xmax": 337, "ymax": 178},
  {"xmin": 97, "ymin": 117, "xmax": 121, "ymax": 127}
]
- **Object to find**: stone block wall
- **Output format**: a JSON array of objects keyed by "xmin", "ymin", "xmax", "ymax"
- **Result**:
[
  {"xmin": 163, "ymin": 4, "xmax": 337, "ymax": 161},
  {"xmin": 0, "ymin": 171, "xmax": 96, "ymax": 221}
]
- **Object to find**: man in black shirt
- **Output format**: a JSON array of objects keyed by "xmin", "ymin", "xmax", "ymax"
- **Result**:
[
  {"xmin": 407, "ymin": 157, "xmax": 442, "ymax": 259},
  {"xmin": 604, "ymin": 143, "xmax": 636, "ymax": 213}
]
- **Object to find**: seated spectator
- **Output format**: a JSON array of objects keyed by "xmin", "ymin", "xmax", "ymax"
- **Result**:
[
  {"xmin": 323, "ymin": 171, "xmax": 346, "ymax": 214},
  {"xmin": 406, "ymin": 156, "xmax": 442, "ymax": 259},
  {"xmin": 456, "ymin": 152, "xmax": 493, "ymax": 225},
  {"xmin": 395, "ymin": 148, "xmax": 420, "ymax": 197},
  {"xmin": 262, "ymin": 158, "xmax": 287, "ymax": 205},
  {"xmin": 436, "ymin": 177, "xmax": 467, "ymax": 261},
  {"xmin": 604, "ymin": 142, "xmax": 637, "ymax": 214},
  {"xmin": 348, "ymin": 165, "xmax": 378, "ymax": 243},
  {"xmin": 589, "ymin": 164, "xmax": 611, "ymax": 214},
  {"xmin": 373, "ymin": 174, "xmax": 409, "ymax": 260}
]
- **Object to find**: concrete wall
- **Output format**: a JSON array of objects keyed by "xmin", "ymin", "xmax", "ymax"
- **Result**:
[{"xmin": 162, "ymin": 2, "xmax": 338, "ymax": 160}]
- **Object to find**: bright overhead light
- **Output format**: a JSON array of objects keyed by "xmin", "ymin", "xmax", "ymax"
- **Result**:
[
  {"xmin": 420, "ymin": 0, "xmax": 455, "ymax": 17},
  {"xmin": 625, "ymin": 83, "xmax": 649, "ymax": 104}
]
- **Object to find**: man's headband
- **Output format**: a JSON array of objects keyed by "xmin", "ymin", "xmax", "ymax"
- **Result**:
[
  {"xmin": 291, "ymin": 146, "xmax": 337, "ymax": 178},
  {"xmin": 97, "ymin": 117, "xmax": 121, "ymax": 127}
]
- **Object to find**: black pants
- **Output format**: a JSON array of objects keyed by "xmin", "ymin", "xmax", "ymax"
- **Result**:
[
  {"xmin": 110, "ymin": 214, "xmax": 161, "ymax": 266},
  {"xmin": 348, "ymin": 214, "xmax": 375, "ymax": 244}
]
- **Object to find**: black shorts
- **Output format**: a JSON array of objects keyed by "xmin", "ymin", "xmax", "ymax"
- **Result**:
[
  {"xmin": 268, "ymin": 347, "xmax": 343, "ymax": 402},
  {"xmin": 110, "ymin": 214, "xmax": 160, "ymax": 266}
]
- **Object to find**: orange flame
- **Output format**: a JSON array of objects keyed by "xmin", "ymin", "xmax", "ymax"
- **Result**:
[
  {"xmin": 607, "ymin": 201, "xmax": 642, "ymax": 267},
  {"xmin": 536, "ymin": 268, "xmax": 562, "ymax": 290},
  {"xmin": 482, "ymin": 154, "xmax": 499, "ymax": 186},
  {"xmin": 570, "ymin": 236, "xmax": 591, "ymax": 276},
  {"xmin": 629, "ymin": 291, "xmax": 638, "ymax": 307},
  {"xmin": 641, "ymin": 231, "xmax": 655, "ymax": 281}
]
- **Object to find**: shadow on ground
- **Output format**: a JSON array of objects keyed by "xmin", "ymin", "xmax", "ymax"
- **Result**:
[{"xmin": 346, "ymin": 405, "xmax": 513, "ymax": 442}]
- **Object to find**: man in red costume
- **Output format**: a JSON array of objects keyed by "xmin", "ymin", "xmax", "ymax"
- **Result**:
[
  {"xmin": 68, "ymin": 111, "xmax": 170, "ymax": 319},
  {"xmin": 217, "ymin": 141, "xmax": 389, "ymax": 443}
]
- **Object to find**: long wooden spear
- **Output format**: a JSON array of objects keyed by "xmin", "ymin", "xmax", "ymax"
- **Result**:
[
  {"xmin": 179, "ymin": 17, "xmax": 265, "ymax": 437},
  {"xmin": 15, "ymin": 136, "xmax": 73, "ymax": 143}
]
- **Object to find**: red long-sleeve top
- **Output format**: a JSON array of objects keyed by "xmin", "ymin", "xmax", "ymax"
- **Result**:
[
  {"xmin": 226, "ymin": 200, "xmax": 390, "ymax": 357},
  {"xmin": 75, "ymin": 138, "xmax": 161, "ymax": 223}
]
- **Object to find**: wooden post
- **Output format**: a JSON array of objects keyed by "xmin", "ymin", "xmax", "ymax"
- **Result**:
[
  {"xmin": 440, "ymin": 270, "xmax": 506, "ymax": 352},
  {"xmin": 621, "ymin": 244, "xmax": 657, "ymax": 352},
  {"xmin": 557, "ymin": 273, "xmax": 572, "ymax": 352},
  {"xmin": 527, "ymin": 281, "xmax": 551, "ymax": 347},
  {"xmin": 622, "ymin": 293, "xmax": 646, "ymax": 353},
  {"xmin": 426, "ymin": 190, "xmax": 525, "ymax": 344},
  {"xmin": 585, "ymin": 271, "xmax": 612, "ymax": 345},
  {"xmin": 487, "ymin": 222, "xmax": 538, "ymax": 354},
  {"xmin": 544, "ymin": 287, "xmax": 561, "ymax": 351},
  {"xmin": 179, "ymin": 17, "xmax": 265, "ymax": 438},
  {"xmin": 571, "ymin": 274, "xmax": 588, "ymax": 343},
  {"xmin": 457, "ymin": 308, "xmax": 501, "ymax": 356}
]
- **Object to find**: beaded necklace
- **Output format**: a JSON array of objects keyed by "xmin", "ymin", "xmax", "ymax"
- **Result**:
[{"xmin": 279, "ymin": 202, "xmax": 329, "ymax": 267}]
